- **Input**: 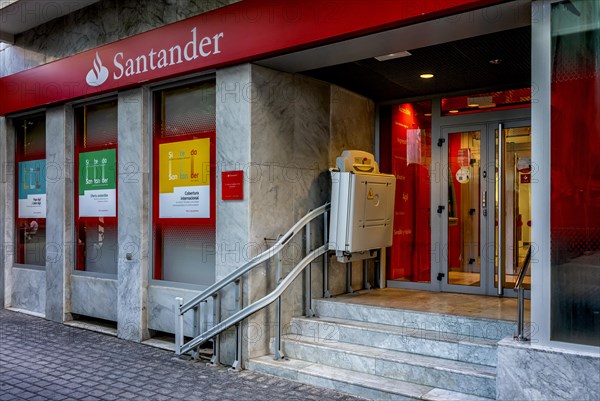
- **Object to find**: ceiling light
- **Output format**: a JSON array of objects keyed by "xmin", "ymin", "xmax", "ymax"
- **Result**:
[
  {"xmin": 489, "ymin": 59, "xmax": 502, "ymax": 65},
  {"xmin": 375, "ymin": 51, "xmax": 412, "ymax": 61},
  {"xmin": 424, "ymin": 113, "xmax": 432, "ymax": 117},
  {"xmin": 468, "ymin": 103, "xmax": 479, "ymax": 107},
  {"xmin": 420, "ymin": 73, "xmax": 434, "ymax": 79},
  {"xmin": 449, "ymin": 110, "xmax": 459, "ymax": 113}
]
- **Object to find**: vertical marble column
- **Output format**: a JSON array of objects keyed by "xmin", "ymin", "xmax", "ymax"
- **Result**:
[
  {"xmin": 45, "ymin": 106, "xmax": 74, "ymax": 322},
  {"xmin": 117, "ymin": 88, "xmax": 150, "ymax": 341},
  {"xmin": 215, "ymin": 64, "xmax": 252, "ymax": 364},
  {"xmin": 0, "ymin": 116, "xmax": 15, "ymax": 308}
]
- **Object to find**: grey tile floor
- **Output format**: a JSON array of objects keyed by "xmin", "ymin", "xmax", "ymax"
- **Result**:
[{"xmin": 0, "ymin": 309, "xmax": 362, "ymax": 401}]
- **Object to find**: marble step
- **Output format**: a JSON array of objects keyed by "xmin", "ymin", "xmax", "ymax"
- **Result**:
[
  {"xmin": 290, "ymin": 316, "xmax": 498, "ymax": 367},
  {"xmin": 281, "ymin": 335, "xmax": 496, "ymax": 399},
  {"xmin": 313, "ymin": 298, "xmax": 517, "ymax": 341},
  {"xmin": 248, "ymin": 355, "xmax": 494, "ymax": 401}
]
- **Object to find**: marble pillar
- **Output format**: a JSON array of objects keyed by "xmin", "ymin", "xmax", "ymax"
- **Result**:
[
  {"xmin": 117, "ymin": 88, "xmax": 150, "ymax": 341},
  {"xmin": 45, "ymin": 106, "xmax": 74, "ymax": 322},
  {"xmin": 497, "ymin": 338, "xmax": 600, "ymax": 401},
  {"xmin": 215, "ymin": 64, "xmax": 252, "ymax": 364},
  {"xmin": 0, "ymin": 116, "xmax": 14, "ymax": 308}
]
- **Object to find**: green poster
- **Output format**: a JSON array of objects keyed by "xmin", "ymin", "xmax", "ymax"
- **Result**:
[{"xmin": 78, "ymin": 149, "xmax": 117, "ymax": 217}]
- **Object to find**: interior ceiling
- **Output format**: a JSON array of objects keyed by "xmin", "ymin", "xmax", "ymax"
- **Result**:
[{"xmin": 301, "ymin": 27, "xmax": 531, "ymax": 102}]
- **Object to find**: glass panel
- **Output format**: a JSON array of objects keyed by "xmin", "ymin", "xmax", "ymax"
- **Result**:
[
  {"xmin": 15, "ymin": 115, "xmax": 46, "ymax": 266},
  {"xmin": 160, "ymin": 82, "xmax": 216, "ymax": 137},
  {"xmin": 74, "ymin": 102, "xmax": 118, "ymax": 274},
  {"xmin": 387, "ymin": 102, "xmax": 432, "ymax": 282},
  {"xmin": 447, "ymin": 131, "xmax": 481, "ymax": 286},
  {"xmin": 441, "ymin": 88, "xmax": 531, "ymax": 116},
  {"xmin": 493, "ymin": 127, "xmax": 532, "ymax": 290},
  {"xmin": 153, "ymin": 81, "xmax": 216, "ymax": 285},
  {"xmin": 550, "ymin": 0, "xmax": 600, "ymax": 346}
]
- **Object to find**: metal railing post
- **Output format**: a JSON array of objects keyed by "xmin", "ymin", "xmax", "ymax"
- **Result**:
[
  {"xmin": 274, "ymin": 296, "xmax": 284, "ymax": 360},
  {"xmin": 363, "ymin": 259, "xmax": 371, "ymax": 290},
  {"xmin": 175, "ymin": 297, "xmax": 184, "ymax": 355},
  {"xmin": 304, "ymin": 223, "xmax": 313, "ymax": 317},
  {"xmin": 231, "ymin": 278, "xmax": 243, "ymax": 370},
  {"xmin": 192, "ymin": 305, "xmax": 201, "ymax": 360},
  {"xmin": 323, "ymin": 211, "xmax": 331, "ymax": 298},
  {"xmin": 209, "ymin": 293, "xmax": 221, "ymax": 366},
  {"xmin": 514, "ymin": 247, "xmax": 531, "ymax": 341},
  {"xmin": 346, "ymin": 262, "xmax": 354, "ymax": 293}
]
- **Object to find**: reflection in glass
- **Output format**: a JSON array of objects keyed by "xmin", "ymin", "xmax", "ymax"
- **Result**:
[{"xmin": 447, "ymin": 131, "xmax": 481, "ymax": 286}]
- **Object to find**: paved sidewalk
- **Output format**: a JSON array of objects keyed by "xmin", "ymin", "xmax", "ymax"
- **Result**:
[{"xmin": 0, "ymin": 309, "xmax": 362, "ymax": 401}]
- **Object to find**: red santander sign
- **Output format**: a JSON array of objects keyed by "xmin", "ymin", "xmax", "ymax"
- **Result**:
[{"xmin": 0, "ymin": 0, "xmax": 494, "ymax": 116}]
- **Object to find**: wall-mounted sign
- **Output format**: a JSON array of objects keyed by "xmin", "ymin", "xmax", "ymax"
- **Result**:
[
  {"xmin": 457, "ymin": 148, "xmax": 471, "ymax": 167},
  {"xmin": 18, "ymin": 159, "xmax": 46, "ymax": 218},
  {"xmin": 0, "ymin": 0, "xmax": 481, "ymax": 115},
  {"xmin": 159, "ymin": 138, "xmax": 210, "ymax": 218},
  {"xmin": 78, "ymin": 149, "xmax": 117, "ymax": 217},
  {"xmin": 222, "ymin": 170, "xmax": 243, "ymax": 201}
]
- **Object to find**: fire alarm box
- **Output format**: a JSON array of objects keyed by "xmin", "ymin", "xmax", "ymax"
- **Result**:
[{"xmin": 329, "ymin": 151, "xmax": 395, "ymax": 262}]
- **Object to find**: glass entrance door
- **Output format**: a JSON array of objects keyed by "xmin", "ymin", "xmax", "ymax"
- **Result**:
[{"xmin": 441, "ymin": 121, "xmax": 531, "ymax": 295}]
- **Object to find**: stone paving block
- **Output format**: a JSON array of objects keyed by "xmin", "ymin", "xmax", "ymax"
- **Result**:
[{"xmin": 0, "ymin": 309, "xmax": 361, "ymax": 401}]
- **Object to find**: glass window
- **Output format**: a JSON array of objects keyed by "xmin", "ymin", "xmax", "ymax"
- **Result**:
[
  {"xmin": 550, "ymin": 0, "xmax": 600, "ymax": 347},
  {"xmin": 15, "ymin": 115, "xmax": 46, "ymax": 266},
  {"xmin": 74, "ymin": 101, "xmax": 118, "ymax": 274},
  {"xmin": 441, "ymin": 88, "xmax": 531, "ymax": 116},
  {"xmin": 381, "ymin": 102, "xmax": 432, "ymax": 282},
  {"xmin": 152, "ymin": 81, "xmax": 216, "ymax": 285}
]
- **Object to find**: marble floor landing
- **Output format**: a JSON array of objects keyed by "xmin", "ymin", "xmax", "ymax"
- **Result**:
[{"xmin": 329, "ymin": 288, "xmax": 530, "ymax": 322}]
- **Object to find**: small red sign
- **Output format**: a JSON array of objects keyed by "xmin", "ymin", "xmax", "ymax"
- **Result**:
[
  {"xmin": 222, "ymin": 170, "xmax": 244, "ymax": 201},
  {"xmin": 520, "ymin": 173, "xmax": 531, "ymax": 184}
]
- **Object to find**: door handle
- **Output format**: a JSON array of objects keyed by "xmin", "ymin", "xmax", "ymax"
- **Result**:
[
  {"xmin": 482, "ymin": 190, "xmax": 487, "ymax": 209},
  {"xmin": 437, "ymin": 205, "xmax": 445, "ymax": 214}
]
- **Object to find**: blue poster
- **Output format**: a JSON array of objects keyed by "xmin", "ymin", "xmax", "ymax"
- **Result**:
[{"xmin": 18, "ymin": 159, "xmax": 46, "ymax": 218}]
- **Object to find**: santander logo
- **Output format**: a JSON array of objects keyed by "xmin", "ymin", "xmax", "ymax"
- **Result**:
[
  {"xmin": 86, "ymin": 52, "xmax": 109, "ymax": 87},
  {"xmin": 83, "ymin": 28, "xmax": 224, "ymax": 88}
]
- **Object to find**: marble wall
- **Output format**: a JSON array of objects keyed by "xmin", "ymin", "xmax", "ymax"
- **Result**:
[
  {"xmin": 328, "ymin": 86, "xmax": 376, "ymax": 296},
  {"xmin": 0, "ymin": 0, "xmax": 239, "ymax": 77},
  {"xmin": 71, "ymin": 275, "xmax": 118, "ymax": 321},
  {"xmin": 497, "ymin": 338, "xmax": 600, "ymax": 401},
  {"xmin": 243, "ymin": 65, "xmax": 376, "ymax": 360},
  {"xmin": 11, "ymin": 267, "xmax": 46, "ymax": 314},
  {"xmin": 45, "ymin": 106, "xmax": 74, "ymax": 322}
]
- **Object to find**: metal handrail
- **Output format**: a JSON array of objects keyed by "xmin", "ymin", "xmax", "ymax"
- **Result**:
[
  {"xmin": 514, "ymin": 246, "xmax": 532, "ymax": 341},
  {"xmin": 175, "ymin": 203, "xmax": 330, "ymax": 364},
  {"xmin": 179, "ymin": 245, "xmax": 328, "ymax": 355},
  {"xmin": 179, "ymin": 203, "xmax": 330, "ymax": 315}
]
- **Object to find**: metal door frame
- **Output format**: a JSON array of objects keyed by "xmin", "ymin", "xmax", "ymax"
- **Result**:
[{"xmin": 435, "ymin": 108, "xmax": 531, "ymax": 296}]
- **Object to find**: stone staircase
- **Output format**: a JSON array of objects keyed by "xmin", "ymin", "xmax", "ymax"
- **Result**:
[{"xmin": 248, "ymin": 297, "xmax": 517, "ymax": 400}]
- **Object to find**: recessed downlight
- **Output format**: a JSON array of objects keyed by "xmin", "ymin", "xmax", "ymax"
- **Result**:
[
  {"xmin": 424, "ymin": 113, "xmax": 432, "ymax": 117},
  {"xmin": 420, "ymin": 73, "xmax": 434, "ymax": 79},
  {"xmin": 449, "ymin": 110, "xmax": 459, "ymax": 114},
  {"xmin": 489, "ymin": 59, "xmax": 502, "ymax": 65}
]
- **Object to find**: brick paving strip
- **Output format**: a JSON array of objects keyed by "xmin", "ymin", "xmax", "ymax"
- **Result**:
[{"xmin": 0, "ymin": 309, "xmax": 363, "ymax": 401}]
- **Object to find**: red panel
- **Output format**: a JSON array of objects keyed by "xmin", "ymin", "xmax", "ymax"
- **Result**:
[
  {"xmin": 387, "ymin": 103, "xmax": 431, "ymax": 282},
  {"xmin": 222, "ymin": 170, "xmax": 244, "ymax": 201},
  {"xmin": 0, "ymin": 0, "xmax": 499, "ymax": 115}
]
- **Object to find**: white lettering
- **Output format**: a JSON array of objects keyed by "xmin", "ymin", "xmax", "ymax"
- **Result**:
[
  {"xmin": 184, "ymin": 27, "xmax": 198, "ymax": 61},
  {"xmin": 213, "ymin": 32, "xmax": 223, "ymax": 54},
  {"xmin": 199, "ymin": 36, "xmax": 212, "ymax": 57},
  {"xmin": 109, "ymin": 28, "xmax": 223, "ymax": 81},
  {"xmin": 135, "ymin": 54, "xmax": 148, "ymax": 74},
  {"xmin": 169, "ymin": 45, "xmax": 182, "ymax": 65},
  {"xmin": 113, "ymin": 52, "xmax": 124, "ymax": 79},
  {"xmin": 157, "ymin": 49, "xmax": 168, "ymax": 68}
]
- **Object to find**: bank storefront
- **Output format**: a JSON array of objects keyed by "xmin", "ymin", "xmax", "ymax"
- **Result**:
[{"xmin": 0, "ymin": 1, "xmax": 598, "ymax": 400}]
